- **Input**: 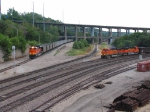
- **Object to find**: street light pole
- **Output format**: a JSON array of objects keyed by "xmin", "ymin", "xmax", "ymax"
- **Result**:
[{"xmin": 12, "ymin": 46, "xmax": 16, "ymax": 74}]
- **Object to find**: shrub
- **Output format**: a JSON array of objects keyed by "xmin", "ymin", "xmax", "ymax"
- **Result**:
[
  {"xmin": 73, "ymin": 41, "xmax": 80, "ymax": 49},
  {"xmin": 73, "ymin": 39, "xmax": 90, "ymax": 49},
  {"xmin": 0, "ymin": 34, "xmax": 12, "ymax": 61},
  {"xmin": 78, "ymin": 41, "xmax": 84, "ymax": 49},
  {"xmin": 81, "ymin": 39, "xmax": 89, "ymax": 47},
  {"xmin": 10, "ymin": 36, "xmax": 27, "ymax": 53},
  {"xmin": 28, "ymin": 40, "xmax": 39, "ymax": 46},
  {"xmin": 18, "ymin": 36, "xmax": 27, "ymax": 53}
]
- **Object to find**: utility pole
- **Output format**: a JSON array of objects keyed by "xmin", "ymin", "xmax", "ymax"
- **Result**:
[
  {"xmin": 62, "ymin": 10, "xmax": 64, "ymax": 23},
  {"xmin": 32, "ymin": 2, "xmax": 34, "ymax": 27},
  {"xmin": 12, "ymin": 7, "xmax": 14, "ymax": 21},
  {"xmin": 0, "ymin": 0, "xmax": 1, "ymax": 20},
  {"xmin": 43, "ymin": 3, "xmax": 45, "ymax": 32}
]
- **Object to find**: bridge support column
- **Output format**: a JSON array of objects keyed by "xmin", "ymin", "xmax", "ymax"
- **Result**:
[
  {"xmin": 109, "ymin": 28, "xmax": 112, "ymax": 37},
  {"xmin": 117, "ymin": 29, "xmax": 121, "ymax": 37},
  {"xmin": 91, "ymin": 27, "xmax": 94, "ymax": 44},
  {"xmin": 126, "ymin": 29, "xmax": 130, "ymax": 35},
  {"xmin": 75, "ymin": 26, "xmax": 77, "ymax": 41},
  {"xmin": 143, "ymin": 30, "xmax": 147, "ymax": 33},
  {"xmin": 83, "ymin": 27, "xmax": 86, "ymax": 39},
  {"xmin": 99, "ymin": 27, "xmax": 102, "ymax": 44},
  {"xmin": 126, "ymin": 29, "xmax": 128, "ymax": 35},
  {"xmin": 64, "ymin": 26, "xmax": 67, "ymax": 40}
]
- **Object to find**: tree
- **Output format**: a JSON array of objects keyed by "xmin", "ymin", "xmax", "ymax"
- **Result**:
[{"xmin": 112, "ymin": 32, "xmax": 150, "ymax": 48}]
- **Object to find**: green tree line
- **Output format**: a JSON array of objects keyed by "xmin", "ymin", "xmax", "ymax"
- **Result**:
[{"xmin": 112, "ymin": 32, "xmax": 150, "ymax": 48}]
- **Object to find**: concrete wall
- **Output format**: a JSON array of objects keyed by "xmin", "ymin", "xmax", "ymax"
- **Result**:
[
  {"xmin": 0, "ymin": 47, "xmax": 4, "ymax": 62},
  {"xmin": 0, "ymin": 46, "xmax": 30, "ymax": 63}
]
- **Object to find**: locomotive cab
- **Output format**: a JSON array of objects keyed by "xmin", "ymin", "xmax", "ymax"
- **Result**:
[{"xmin": 29, "ymin": 46, "xmax": 43, "ymax": 59}]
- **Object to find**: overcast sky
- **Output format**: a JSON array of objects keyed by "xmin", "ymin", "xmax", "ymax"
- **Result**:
[{"xmin": 1, "ymin": 0, "xmax": 150, "ymax": 28}]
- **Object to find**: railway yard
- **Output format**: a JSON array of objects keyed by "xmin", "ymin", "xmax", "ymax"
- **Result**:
[{"xmin": 0, "ymin": 42, "xmax": 150, "ymax": 112}]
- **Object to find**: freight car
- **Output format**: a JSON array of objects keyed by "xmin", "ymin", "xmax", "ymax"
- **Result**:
[
  {"xmin": 101, "ymin": 46, "xmax": 150, "ymax": 59},
  {"xmin": 29, "ymin": 39, "xmax": 72, "ymax": 59},
  {"xmin": 138, "ymin": 47, "xmax": 150, "ymax": 54}
]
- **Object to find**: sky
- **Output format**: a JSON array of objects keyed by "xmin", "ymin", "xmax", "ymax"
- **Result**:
[{"xmin": 1, "ymin": 0, "xmax": 150, "ymax": 29}]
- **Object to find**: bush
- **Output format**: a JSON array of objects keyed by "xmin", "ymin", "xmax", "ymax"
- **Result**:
[
  {"xmin": 81, "ymin": 39, "xmax": 89, "ymax": 47},
  {"xmin": 0, "ymin": 34, "xmax": 12, "ymax": 61},
  {"xmin": 73, "ymin": 39, "xmax": 89, "ymax": 49},
  {"xmin": 28, "ymin": 40, "xmax": 39, "ymax": 46},
  {"xmin": 18, "ymin": 36, "xmax": 27, "ymax": 53},
  {"xmin": 73, "ymin": 41, "xmax": 80, "ymax": 49},
  {"xmin": 10, "ymin": 36, "xmax": 27, "ymax": 53},
  {"xmin": 78, "ymin": 41, "xmax": 84, "ymax": 49},
  {"xmin": 10, "ymin": 37, "xmax": 20, "ymax": 49}
]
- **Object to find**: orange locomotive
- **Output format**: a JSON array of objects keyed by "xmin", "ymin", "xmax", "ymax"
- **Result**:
[
  {"xmin": 29, "ymin": 46, "xmax": 43, "ymax": 59},
  {"xmin": 101, "ymin": 48, "xmax": 119, "ymax": 59},
  {"xmin": 101, "ymin": 46, "xmax": 139, "ymax": 59}
]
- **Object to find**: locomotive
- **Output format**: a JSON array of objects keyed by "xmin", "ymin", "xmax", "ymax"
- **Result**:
[
  {"xmin": 101, "ymin": 46, "xmax": 150, "ymax": 59},
  {"xmin": 29, "ymin": 46, "xmax": 43, "ymax": 59}
]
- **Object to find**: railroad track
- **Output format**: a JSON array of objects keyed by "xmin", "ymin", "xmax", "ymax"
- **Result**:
[
  {"xmin": 0, "ymin": 59, "xmax": 31, "ymax": 73},
  {"xmin": 0, "ymin": 54, "xmax": 150, "ymax": 112},
  {"xmin": 30, "ymin": 65, "xmax": 136, "ymax": 112},
  {"xmin": 0, "ymin": 57, "xmax": 134, "ymax": 100}
]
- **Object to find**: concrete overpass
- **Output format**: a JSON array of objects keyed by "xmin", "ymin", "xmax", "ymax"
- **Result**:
[{"xmin": 13, "ymin": 21, "xmax": 150, "ymax": 44}]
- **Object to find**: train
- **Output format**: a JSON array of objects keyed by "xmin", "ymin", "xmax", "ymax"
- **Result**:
[
  {"xmin": 101, "ymin": 46, "xmax": 150, "ymax": 59},
  {"xmin": 29, "ymin": 39, "xmax": 72, "ymax": 59}
]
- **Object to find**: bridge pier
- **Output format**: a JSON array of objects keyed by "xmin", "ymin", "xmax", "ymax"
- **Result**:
[
  {"xmin": 99, "ymin": 27, "xmax": 102, "ymax": 44},
  {"xmin": 109, "ymin": 28, "xmax": 112, "ymax": 37},
  {"xmin": 91, "ymin": 27, "xmax": 94, "ymax": 44},
  {"xmin": 83, "ymin": 27, "xmax": 86, "ymax": 39},
  {"xmin": 126, "ymin": 29, "xmax": 130, "ymax": 35},
  {"xmin": 75, "ymin": 26, "xmax": 77, "ymax": 41},
  {"xmin": 64, "ymin": 26, "xmax": 67, "ymax": 40},
  {"xmin": 117, "ymin": 29, "xmax": 121, "ymax": 37}
]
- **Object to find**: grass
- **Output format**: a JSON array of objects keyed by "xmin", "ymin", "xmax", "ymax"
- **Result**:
[{"xmin": 66, "ymin": 45, "xmax": 94, "ymax": 56}]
